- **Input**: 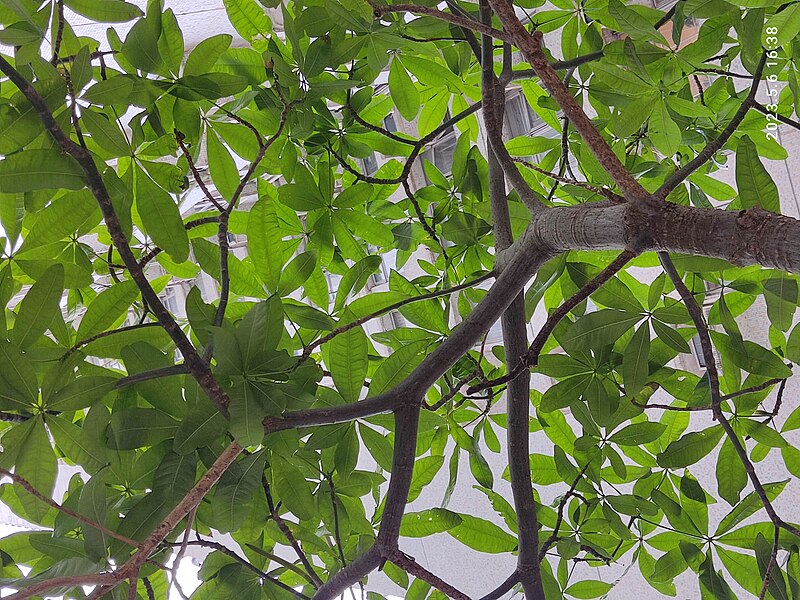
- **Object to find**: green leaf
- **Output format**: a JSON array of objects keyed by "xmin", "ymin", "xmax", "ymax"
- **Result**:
[
  {"xmin": 247, "ymin": 187, "xmax": 286, "ymax": 292},
  {"xmin": 213, "ymin": 450, "xmax": 268, "ymax": 532},
  {"xmin": 334, "ymin": 255, "xmax": 382, "ymax": 312},
  {"xmin": 107, "ymin": 408, "xmax": 179, "ymax": 450},
  {"xmin": 736, "ymin": 135, "xmax": 780, "ymax": 213},
  {"xmin": 447, "ymin": 513, "xmax": 517, "ymax": 553},
  {"xmin": 608, "ymin": 0, "xmax": 668, "ymax": 43},
  {"xmin": 48, "ymin": 415, "xmax": 107, "ymax": 470},
  {"xmin": 389, "ymin": 58, "xmax": 419, "ymax": 121},
  {"xmin": 652, "ymin": 319, "xmax": 690, "ymax": 353},
  {"xmin": 649, "ymin": 99, "xmax": 681, "ymax": 157},
  {"xmin": 18, "ymin": 190, "xmax": 97, "ymax": 252},
  {"xmin": 206, "ymin": 127, "xmax": 240, "ymax": 201},
  {"xmin": 650, "ymin": 546, "xmax": 689, "ymax": 583},
  {"xmin": 656, "ymin": 426, "xmax": 723, "ymax": 468},
  {"xmin": 15, "ymin": 417, "xmax": 57, "ymax": 522},
  {"xmin": 368, "ymin": 340, "xmax": 429, "ymax": 397},
  {"xmin": 223, "ymin": 0, "xmax": 272, "ymax": 50},
  {"xmin": 407, "ymin": 455, "xmax": 444, "ymax": 502},
  {"xmin": 565, "ymin": 309, "xmax": 642, "ymax": 348},
  {"xmin": 400, "ymin": 508, "xmax": 462, "ymax": 538},
  {"xmin": 47, "ymin": 376, "xmax": 117, "ymax": 412},
  {"xmin": 80, "ymin": 109, "xmax": 131, "ymax": 157},
  {"xmin": 765, "ymin": 3, "xmax": 800, "ymax": 47},
  {"xmin": 715, "ymin": 481, "xmax": 787, "ymax": 536},
  {"xmin": 270, "ymin": 456, "xmax": 315, "ymax": 521},
  {"xmin": 609, "ymin": 421, "xmax": 666, "ymax": 446},
  {"xmin": 711, "ymin": 332, "xmax": 792, "ymax": 379},
  {"xmin": 228, "ymin": 380, "xmax": 268, "ymax": 447},
  {"xmin": 120, "ymin": 0, "xmax": 163, "ymax": 72},
  {"xmin": 78, "ymin": 474, "xmax": 108, "ymax": 559},
  {"xmin": 622, "ymin": 323, "xmax": 650, "ymax": 395},
  {"xmin": 76, "ymin": 280, "xmax": 139, "ymax": 340},
  {"xmin": 277, "ymin": 251, "xmax": 316, "ymax": 295},
  {"xmin": 0, "ymin": 150, "xmax": 85, "ymax": 192},
  {"xmin": 717, "ymin": 437, "xmax": 747, "ymax": 506},
  {"xmin": 134, "ymin": 166, "xmax": 190, "ymax": 263},
  {"xmin": 359, "ymin": 423, "xmax": 394, "ymax": 472},
  {"xmin": 81, "ymin": 77, "xmax": 135, "ymax": 105},
  {"xmin": 564, "ymin": 580, "xmax": 614, "ymax": 599},
  {"xmin": 329, "ymin": 323, "xmax": 368, "ymax": 404},
  {"xmin": 184, "ymin": 34, "xmax": 233, "ymax": 75},
  {"xmin": 63, "ymin": 0, "xmax": 142, "ymax": 22},
  {"xmin": 174, "ymin": 380, "xmax": 227, "ymax": 454},
  {"xmin": 13, "ymin": 264, "xmax": 64, "ymax": 349},
  {"xmin": 787, "ymin": 322, "xmax": 800, "ymax": 363}
]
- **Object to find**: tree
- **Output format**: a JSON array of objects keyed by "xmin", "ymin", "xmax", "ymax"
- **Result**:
[{"xmin": 1, "ymin": 0, "xmax": 800, "ymax": 597}]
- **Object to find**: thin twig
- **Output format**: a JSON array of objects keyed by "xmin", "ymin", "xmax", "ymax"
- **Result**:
[
  {"xmin": 61, "ymin": 322, "xmax": 162, "ymax": 360},
  {"xmin": 753, "ymin": 101, "xmax": 800, "ymax": 132},
  {"xmin": 538, "ymin": 463, "xmax": 590, "ymax": 560},
  {"xmin": 301, "ymin": 272, "xmax": 494, "ymax": 358},
  {"xmin": 759, "ymin": 526, "xmax": 781, "ymax": 600},
  {"xmin": 51, "ymin": 0, "xmax": 65, "ymax": 65},
  {"xmin": 513, "ymin": 157, "xmax": 624, "ymax": 203},
  {"xmin": 388, "ymin": 549, "xmax": 471, "ymax": 600},
  {"xmin": 369, "ymin": 2, "xmax": 513, "ymax": 42},
  {"xmin": 0, "ymin": 467, "xmax": 138, "ymax": 547},
  {"xmin": 175, "ymin": 130, "xmax": 224, "ymax": 211}
]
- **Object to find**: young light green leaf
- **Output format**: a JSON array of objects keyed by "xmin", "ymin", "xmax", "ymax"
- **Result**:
[
  {"xmin": 277, "ymin": 251, "xmax": 316, "ymax": 296},
  {"xmin": 329, "ymin": 323, "xmax": 368, "ymax": 404},
  {"xmin": 247, "ymin": 186, "xmax": 286, "ymax": 292},
  {"xmin": 447, "ymin": 513, "xmax": 517, "ymax": 553}
]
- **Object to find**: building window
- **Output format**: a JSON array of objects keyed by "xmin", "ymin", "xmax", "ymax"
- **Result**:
[
  {"xmin": 383, "ymin": 310, "xmax": 406, "ymax": 331},
  {"xmin": 161, "ymin": 287, "xmax": 179, "ymax": 314},
  {"xmin": 384, "ymin": 113, "xmax": 397, "ymax": 132},
  {"xmin": 690, "ymin": 335, "xmax": 707, "ymax": 369},
  {"xmin": 485, "ymin": 319, "xmax": 503, "ymax": 343},
  {"xmin": 504, "ymin": 92, "xmax": 546, "ymax": 139},
  {"xmin": 362, "ymin": 153, "xmax": 379, "ymax": 176}
]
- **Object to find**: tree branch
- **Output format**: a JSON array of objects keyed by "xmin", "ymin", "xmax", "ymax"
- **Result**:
[
  {"xmin": 479, "ymin": 8, "xmax": 544, "ymax": 594},
  {"xmin": 388, "ymin": 549, "xmax": 471, "ymax": 600},
  {"xmin": 487, "ymin": 6, "xmax": 646, "ymax": 199},
  {"xmin": 0, "ymin": 55, "xmax": 232, "ymax": 417}
]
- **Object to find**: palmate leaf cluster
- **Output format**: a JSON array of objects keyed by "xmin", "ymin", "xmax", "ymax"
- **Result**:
[{"xmin": 0, "ymin": 0, "xmax": 798, "ymax": 598}]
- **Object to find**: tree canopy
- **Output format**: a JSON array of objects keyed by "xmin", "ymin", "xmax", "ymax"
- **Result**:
[{"xmin": 1, "ymin": 0, "xmax": 800, "ymax": 598}]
